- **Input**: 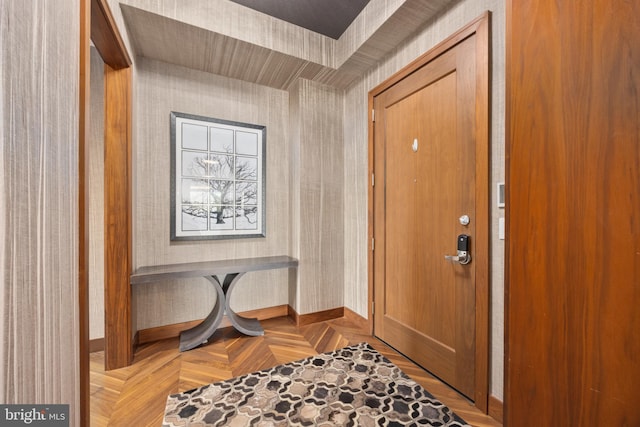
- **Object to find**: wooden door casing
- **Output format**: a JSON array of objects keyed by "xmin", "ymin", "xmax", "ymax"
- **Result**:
[
  {"xmin": 506, "ymin": 0, "xmax": 640, "ymax": 425},
  {"xmin": 84, "ymin": 0, "xmax": 134, "ymax": 374},
  {"xmin": 369, "ymin": 13, "xmax": 490, "ymax": 411}
]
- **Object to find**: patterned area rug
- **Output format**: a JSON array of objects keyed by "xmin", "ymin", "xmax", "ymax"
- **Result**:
[{"xmin": 162, "ymin": 342, "xmax": 469, "ymax": 426}]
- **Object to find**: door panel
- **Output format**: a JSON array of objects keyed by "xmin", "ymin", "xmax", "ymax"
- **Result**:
[
  {"xmin": 373, "ymin": 37, "xmax": 477, "ymax": 399},
  {"xmin": 506, "ymin": 1, "xmax": 640, "ymax": 425}
]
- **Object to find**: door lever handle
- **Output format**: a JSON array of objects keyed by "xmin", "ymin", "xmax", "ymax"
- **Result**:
[
  {"xmin": 444, "ymin": 251, "xmax": 471, "ymax": 265},
  {"xmin": 444, "ymin": 234, "xmax": 471, "ymax": 265}
]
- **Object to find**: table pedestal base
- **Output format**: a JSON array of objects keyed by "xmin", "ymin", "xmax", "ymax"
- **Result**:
[{"xmin": 179, "ymin": 273, "xmax": 264, "ymax": 352}]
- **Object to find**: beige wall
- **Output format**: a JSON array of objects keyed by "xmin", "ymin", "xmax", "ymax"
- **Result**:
[
  {"xmin": 89, "ymin": 47, "xmax": 106, "ymax": 340},
  {"xmin": 0, "ymin": 0, "xmax": 80, "ymax": 423},
  {"xmin": 132, "ymin": 58, "xmax": 292, "ymax": 329},
  {"xmin": 132, "ymin": 60, "xmax": 347, "ymax": 328},
  {"xmin": 289, "ymin": 79, "xmax": 345, "ymax": 314},
  {"xmin": 342, "ymin": 0, "xmax": 506, "ymax": 399}
]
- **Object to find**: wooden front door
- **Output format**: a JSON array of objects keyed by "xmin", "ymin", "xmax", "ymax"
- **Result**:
[{"xmin": 371, "ymin": 17, "xmax": 489, "ymax": 404}]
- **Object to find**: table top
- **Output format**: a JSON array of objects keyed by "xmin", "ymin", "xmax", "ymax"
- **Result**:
[{"xmin": 130, "ymin": 255, "xmax": 298, "ymax": 285}]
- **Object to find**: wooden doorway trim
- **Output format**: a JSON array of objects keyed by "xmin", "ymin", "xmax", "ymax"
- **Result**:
[
  {"xmin": 90, "ymin": 0, "xmax": 131, "ymax": 69},
  {"xmin": 367, "ymin": 12, "xmax": 490, "ymax": 412},
  {"xmin": 92, "ymin": 0, "xmax": 133, "ymax": 372},
  {"xmin": 79, "ymin": 1, "xmax": 90, "ymax": 425},
  {"xmin": 80, "ymin": 6, "xmax": 132, "ymax": 423},
  {"xmin": 103, "ymin": 63, "xmax": 133, "ymax": 371}
]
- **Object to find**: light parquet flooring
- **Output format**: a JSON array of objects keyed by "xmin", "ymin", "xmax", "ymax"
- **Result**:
[{"xmin": 90, "ymin": 316, "xmax": 501, "ymax": 427}]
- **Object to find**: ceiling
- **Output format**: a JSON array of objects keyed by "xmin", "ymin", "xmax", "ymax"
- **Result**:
[
  {"xmin": 120, "ymin": 0, "xmax": 458, "ymax": 90},
  {"xmin": 228, "ymin": 0, "xmax": 370, "ymax": 39}
]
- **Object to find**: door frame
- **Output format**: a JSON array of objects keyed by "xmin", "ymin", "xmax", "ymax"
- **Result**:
[
  {"xmin": 79, "ymin": 0, "xmax": 132, "ymax": 422},
  {"xmin": 367, "ymin": 12, "xmax": 490, "ymax": 412}
]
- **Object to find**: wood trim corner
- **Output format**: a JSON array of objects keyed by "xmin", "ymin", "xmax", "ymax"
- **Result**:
[
  {"xmin": 288, "ymin": 306, "xmax": 345, "ymax": 327},
  {"xmin": 104, "ymin": 64, "xmax": 133, "ymax": 370},
  {"xmin": 287, "ymin": 305, "xmax": 300, "ymax": 325},
  {"xmin": 79, "ymin": 0, "xmax": 91, "ymax": 425},
  {"xmin": 367, "ymin": 93, "xmax": 375, "ymax": 337},
  {"xmin": 343, "ymin": 307, "xmax": 369, "ymax": 331},
  {"xmin": 472, "ymin": 10, "xmax": 491, "ymax": 414},
  {"xmin": 488, "ymin": 395, "xmax": 504, "ymax": 423},
  {"xmin": 138, "ymin": 319, "xmax": 204, "ymax": 345},
  {"xmin": 89, "ymin": 338, "xmax": 105, "ymax": 353},
  {"xmin": 88, "ymin": 0, "xmax": 133, "ymax": 372},
  {"xmin": 90, "ymin": 0, "xmax": 131, "ymax": 69},
  {"xmin": 132, "ymin": 330, "xmax": 140, "ymax": 351}
]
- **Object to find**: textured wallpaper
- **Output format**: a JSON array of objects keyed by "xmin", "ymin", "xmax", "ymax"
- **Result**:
[
  {"xmin": 89, "ymin": 48, "xmax": 106, "ymax": 340},
  {"xmin": 289, "ymin": 79, "xmax": 345, "ymax": 314},
  {"xmin": 132, "ymin": 58, "xmax": 292, "ymax": 329},
  {"xmin": 0, "ymin": 0, "xmax": 80, "ymax": 422}
]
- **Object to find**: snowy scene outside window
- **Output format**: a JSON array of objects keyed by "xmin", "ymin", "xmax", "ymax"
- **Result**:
[{"xmin": 170, "ymin": 112, "xmax": 266, "ymax": 240}]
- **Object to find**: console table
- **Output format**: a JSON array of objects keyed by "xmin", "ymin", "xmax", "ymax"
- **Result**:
[{"xmin": 130, "ymin": 255, "xmax": 299, "ymax": 351}]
